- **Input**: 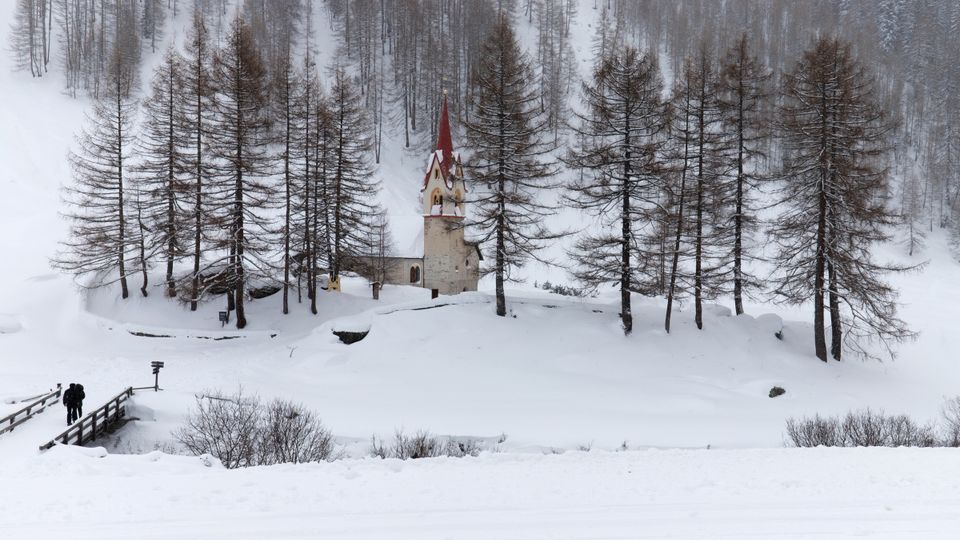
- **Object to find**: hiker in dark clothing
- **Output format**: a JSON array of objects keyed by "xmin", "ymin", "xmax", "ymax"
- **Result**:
[
  {"xmin": 75, "ymin": 384, "xmax": 85, "ymax": 417},
  {"xmin": 63, "ymin": 383, "xmax": 77, "ymax": 425}
]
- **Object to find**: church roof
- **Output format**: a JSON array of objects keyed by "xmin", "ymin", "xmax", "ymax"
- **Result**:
[
  {"xmin": 421, "ymin": 93, "xmax": 461, "ymax": 192},
  {"xmin": 436, "ymin": 93, "xmax": 454, "ymax": 173}
]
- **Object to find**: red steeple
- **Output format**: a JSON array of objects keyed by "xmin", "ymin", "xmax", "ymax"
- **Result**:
[{"xmin": 436, "ymin": 92, "xmax": 454, "ymax": 175}]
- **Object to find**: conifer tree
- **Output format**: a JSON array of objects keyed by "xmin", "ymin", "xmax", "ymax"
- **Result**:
[
  {"xmin": 325, "ymin": 66, "xmax": 380, "ymax": 283},
  {"xmin": 466, "ymin": 17, "xmax": 558, "ymax": 317},
  {"xmin": 687, "ymin": 45, "xmax": 727, "ymax": 331},
  {"xmin": 566, "ymin": 46, "xmax": 667, "ymax": 336},
  {"xmin": 208, "ymin": 16, "xmax": 275, "ymax": 329},
  {"xmin": 664, "ymin": 59, "xmax": 697, "ymax": 334},
  {"xmin": 134, "ymin": 46, "xmax": 190, "ymax": 297},
  {"xmin": 718, "ymin": 34, "xmax": 770, "ymax": 316},
  {"xmin": 773, "ymin": 37, "xmax": 912, "ymax": 361},
  {"xmin": 54, "ymin": 46, "xmax": 139, "ymax": 298},
  {"xmin": 181, "ymin": 8, "xmax": 215, "ymax": 311},
  {"xmin": 273, "ymin": 44, "xmax": 297, "ymax": 315},
  {"xmin": 290, "ymin": 56, "xmax": 326, "ymax": 314}
]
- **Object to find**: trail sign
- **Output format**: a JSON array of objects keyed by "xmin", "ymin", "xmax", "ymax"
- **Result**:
[
  {"xmin": 150, "ymin": 361, "xmax": 165, "ymax": 391},
  {"xmin": 219, "ymin": 311, "xmax": 229, "ymax": 327}
]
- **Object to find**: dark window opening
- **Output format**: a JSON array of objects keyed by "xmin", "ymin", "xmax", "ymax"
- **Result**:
[{"xmin": 409, "ymin": 266, "xmax": 420, "ymax": 283}]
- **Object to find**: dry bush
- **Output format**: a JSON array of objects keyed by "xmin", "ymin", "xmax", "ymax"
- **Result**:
[
  {"xmin": 173, "ymin": 389, "xmax": 337, "ymax": 468},
  {"xmin": 262, "ymin": 399, "xmax": 338, "ymax": 464},
  {"xmin": 445, "ymin": 438, "xmax": 482, "ymax": 457},
  {"xmin": 786, "ymin": 409, "xmax": 937, "ymax": 448},
  {"xmin": 369, "ymin": 429, "xmax": 483, "ymax": 459},
  {"xmin": 941, "ymin": 397, "xmax": 960, "ymax": 447},
  {"xmin": 173, "ymin": 388, "xmax": 263, "ymax": 469},
  {"xmin": 785, "ymin": 414, "xmax": 841, "ymax": 447}
]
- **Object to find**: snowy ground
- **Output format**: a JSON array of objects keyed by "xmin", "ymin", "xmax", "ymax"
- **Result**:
[{"xmin": 3, "ymin": 445, "xmax": 960, "ymax": 539}]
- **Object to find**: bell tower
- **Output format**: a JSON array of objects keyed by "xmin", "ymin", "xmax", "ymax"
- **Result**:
[{"xmin": 420, "ymin": 93, "xmax": 475, "ymax": 296}]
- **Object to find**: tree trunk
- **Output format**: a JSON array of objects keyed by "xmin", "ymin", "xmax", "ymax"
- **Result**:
[
  {"xmin": 117, "ymin": 93, "xmax": 129, "ymax": 300},
  {"xmin": 813, "ymin": 179, "xmax": 828, "ymax": 362},
  {"xmin": 828, "ymin": 259, "xmax": 842, "ymax": 361},
  {"xmin": 733, "ymin": 68, "xmax": 745, "ymax": 316}
]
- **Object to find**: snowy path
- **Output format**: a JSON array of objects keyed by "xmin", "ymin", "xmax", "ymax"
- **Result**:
[{"xmin": 1, "ymin": 446, "xmax": 959, "ymax": 539}]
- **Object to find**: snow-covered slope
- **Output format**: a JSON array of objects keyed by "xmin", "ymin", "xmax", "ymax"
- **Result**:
[{"xmin": 4, "ymin": 444, "xmax": 960, "ymax": 539}]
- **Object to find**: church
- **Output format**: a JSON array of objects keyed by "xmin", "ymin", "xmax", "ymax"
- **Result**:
[{"xmin": 378, "ymin": 94, "xmax": 481, "ymax": 297}]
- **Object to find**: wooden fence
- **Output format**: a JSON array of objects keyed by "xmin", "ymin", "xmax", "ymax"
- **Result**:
[
  {"xmin": 39, "ymin": 387, "xmax": 134, "ymax": 451},
  {"xmin": 0, "ymin": 385, "xmax": 62, "ymax": 437}
]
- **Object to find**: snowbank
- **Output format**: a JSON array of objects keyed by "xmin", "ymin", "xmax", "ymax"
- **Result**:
[{"xmin": 2, "ymin": 447, "xmax": 960, "ymax": 538}]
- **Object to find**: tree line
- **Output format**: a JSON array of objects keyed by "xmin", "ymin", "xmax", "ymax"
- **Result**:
[
  {"xmin": 36, "ymin": 1, "xmax": 912, "ymax": 360},
  {"xmin": 466, "ymin": 16, "xmax": 908, "ymax": 362},
  {"xmin": 52, "ymin": 12, "xmax": 381, "ymax": 329}
]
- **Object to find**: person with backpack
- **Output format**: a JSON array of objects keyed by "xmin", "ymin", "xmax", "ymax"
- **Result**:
[
  {"xmin": 75, "ymin": 384, "xmax": 85, "ymax": 417},
  {"xmin": 62, "ymin": 383, "xmax": 77, "ymax": 425}
]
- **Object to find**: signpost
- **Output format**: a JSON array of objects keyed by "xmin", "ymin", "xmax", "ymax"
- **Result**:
[
  {"xmin": 219, "ymin": 311, "xmax": 229, "ymax": 327},
  {"xmin": 151, "ymin": 361, "xmax": 164, "ymax": 392}
]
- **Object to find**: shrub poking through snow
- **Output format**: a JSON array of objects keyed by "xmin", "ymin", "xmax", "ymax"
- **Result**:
[
  {"xmin": 173, "ymin": 388, "xmax": 338, "ymax": 468},
  {"xmin": 785, "ymin": 408, "xmax": 939, "ymax": 448},
  {"xmin": 369, "ymin": 429, "xmax": 483, "ymax": 459},
  {"xmin": 769, "ymin": 386, "xmax": 786, "ymax": 398},
  {"xmin": 941, "ymin": 397, "xmax": 960, "ymax": 447}
]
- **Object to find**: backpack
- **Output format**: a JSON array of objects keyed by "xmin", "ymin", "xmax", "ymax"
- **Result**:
[{"xmin": 76, "ymin": 385, "xmax": 85, "ymax": 401}]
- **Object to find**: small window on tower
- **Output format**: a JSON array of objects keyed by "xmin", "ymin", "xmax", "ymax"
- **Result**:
[{"xmin": 434, "ymin": 169, "xmax": 439, "ymax": 179}]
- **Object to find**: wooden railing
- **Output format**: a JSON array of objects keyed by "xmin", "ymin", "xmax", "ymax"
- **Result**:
[
  {"xmin": 39, "ymin": 387, "xmax": 134, "ymax": 451},
  {"xmin": 0, "ymin": 385, "xmax": 62, "ymax": 437}
]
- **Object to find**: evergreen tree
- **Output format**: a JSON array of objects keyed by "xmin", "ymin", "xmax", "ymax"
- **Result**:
[
  {"xmin": 566, "ymin": 46, "xmax": 667, "ymax": 336},
  {"xmin": 773, "ymin": 37, "xmax": 912, "ymax": 361},
  {"xmin": 465, "ymin": 17, "xmax": 559, "ymax": 318}
]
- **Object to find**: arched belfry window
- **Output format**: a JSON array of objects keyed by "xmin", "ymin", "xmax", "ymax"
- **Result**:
[
  {"xmin": 430, "ymin": 188, "xmax": 443, "ymax": 208},
  {"xmin": 410, "ymin": 265, "xmax": 421, "ymax": 283}
]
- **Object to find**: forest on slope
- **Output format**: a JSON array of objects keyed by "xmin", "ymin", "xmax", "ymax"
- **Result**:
[{"xmin": 6, "ymin": 0, "xmax": 952, "ymax": 361}]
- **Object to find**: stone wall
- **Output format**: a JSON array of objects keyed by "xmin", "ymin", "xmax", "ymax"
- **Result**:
[{"xmin": 423, "ymin": 217, "xmax": 480, "ymax": 295}]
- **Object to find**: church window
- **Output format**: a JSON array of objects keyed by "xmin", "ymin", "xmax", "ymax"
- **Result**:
[
  {"xmin": 434, "ymin": 169, "xmax": 439, "ymax": 179},
  {"xmin": 430, "ymin": 188, "xmax": 443, "ymax": 208},
  {"xmin": 409, "ymin": 265, "xmax": 421, "ymax": 283}
]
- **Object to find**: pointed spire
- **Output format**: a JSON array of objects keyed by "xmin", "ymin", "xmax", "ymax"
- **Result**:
[{"xmin": 436, "ymin": 91, "xmax": 454, "ymax": 174}]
